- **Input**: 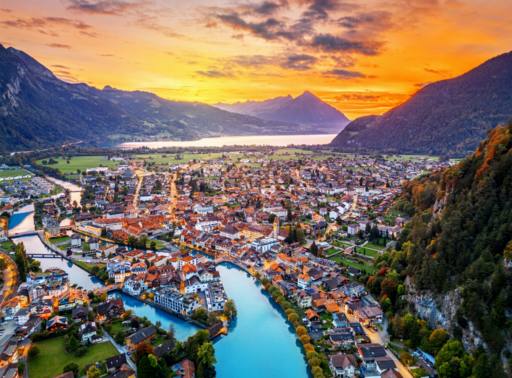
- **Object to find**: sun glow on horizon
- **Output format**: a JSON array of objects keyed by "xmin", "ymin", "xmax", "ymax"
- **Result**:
[{"xmin": 1, "ymin": 0, "xmax": 512, "ymax": 119}]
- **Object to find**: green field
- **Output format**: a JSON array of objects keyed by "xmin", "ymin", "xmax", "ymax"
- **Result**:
[
  {"xmin": 0, "ymin": 168, "xmax": 32, "ymax": 179},
  {"xmin": 330, "ymin": 255, "xmax": 376, "ymax": 274},
  {"xmin": 37, "ymin": 156, "xmax": 120, "ymax": 175},
  {"xmin": 29, "ymin": 337, "xmax": 118, "ymax": 378},
  {"xmin": 136, "ymin": 152, "xmax": 224, "ymax": 165}
]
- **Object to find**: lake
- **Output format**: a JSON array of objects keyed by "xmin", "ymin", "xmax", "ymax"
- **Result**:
[{"xmin": 118, "ymin": 134, "xmax": 336, "ymax": 149}]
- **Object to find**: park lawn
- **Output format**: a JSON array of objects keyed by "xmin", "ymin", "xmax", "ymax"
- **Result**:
[
  {"xmin": 37, "ymin": 156, "xmax": 119, "ymax": 175},
  {"xmin": 365, "ymin": 242, "xmax": 385, "ymax": 251},
  {"xmin": 146, "ymin": 239, "xmax": 165, "ymax": 250},
  {"xmin": 356, "ymin": 246, "xmax": 380, "ymax": 258},
  {"xmin": 49, "ymin": 236, "xmax": 70, "ymax": 244},
  {"xmin": 330, "ymin": 255, "xmax": 376, "ymax": 274},
  {"xmin": 29, "ymin": 337, "xmax": 118, "ymax": 378},
  {"xmin": 324, "ymin": 247, "xmax": 338, "ymax": 256},
  {"xmin": 135, "ymin": 152, "xmax": 224, "ymax": 165},
  {"xmin": 333, "ymin": 240, "xmax": 353, "ymax": 248},
  {"xmin": 269, "ymin": 148, "xmax": 313, "ymax": 160},
  {"xmin": 73, "ymin": 259, "xmax": 105, "ymax": 272},
  {"xmin": 0, "ymin": 168, "xmax": 32, "ymax": 179},
  {"xmin": 0, "ymin": 240, "xmax": 16, "ymax": 251}
]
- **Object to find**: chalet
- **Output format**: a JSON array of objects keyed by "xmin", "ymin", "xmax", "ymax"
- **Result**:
[
  {"xmin": 96, "ymin": 299, "xmax": 125, "ymax": 323},
  {"xmin": 46, "ymin": 315, "xmax": 68, "ymax": 332},
  {"xmin": 125, "ymin": 326, "xmax": 156, "ymax": 352},
  {"xmin": 329, "ymin": 353, "xmax": 357, "ymax": 378}
]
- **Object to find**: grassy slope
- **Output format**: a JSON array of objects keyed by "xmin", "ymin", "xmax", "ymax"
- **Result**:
[{"xmin": 28, "ymin": 337, "xmax": 118, "ymax": 378}]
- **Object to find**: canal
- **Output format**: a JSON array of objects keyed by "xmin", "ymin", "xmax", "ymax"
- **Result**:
[{"xmin": 10, "ymin": 207, "xmax": 309, "ymax": 377}]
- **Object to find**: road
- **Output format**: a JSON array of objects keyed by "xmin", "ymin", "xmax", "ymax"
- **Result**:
[
  {"xmin": 345, "ymin": 311, "xmax": 412, "ymax": 378},
  {"xmin": 102, "ymin": 328, "xmax": 137, "ymax": 371}
]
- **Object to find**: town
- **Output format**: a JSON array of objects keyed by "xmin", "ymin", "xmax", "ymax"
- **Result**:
[{"xmin": 0, "ymin": 148, "xmax": 451, "ymax": 378}]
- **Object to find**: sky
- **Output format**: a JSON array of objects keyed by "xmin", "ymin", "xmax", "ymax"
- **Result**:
[{"xmin": 1, "ymin": 0, "xmax": 511, "ymax": 119}]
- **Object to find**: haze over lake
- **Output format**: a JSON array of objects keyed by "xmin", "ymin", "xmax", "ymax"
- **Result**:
[{"xmin": 118, "ymin": 134, "xmax": 337, "ymax": 149}]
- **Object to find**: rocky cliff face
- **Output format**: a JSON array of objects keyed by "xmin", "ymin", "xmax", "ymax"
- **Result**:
[{"xmin": 405, "ymin": 277, "xmax": 487, "ymax": 351}]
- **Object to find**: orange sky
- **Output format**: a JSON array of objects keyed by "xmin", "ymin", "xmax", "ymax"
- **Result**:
[{"xmin": 1, "ymin": 0, "xmax": 511, "ymax": 119}]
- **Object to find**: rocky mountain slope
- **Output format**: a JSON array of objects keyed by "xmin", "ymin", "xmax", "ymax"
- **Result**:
[
  {"xmin": 398, "ymin": 122, "xmax": 512, "ymax": 356},
  {"xmin": 216, "ymin": 91, "xmax": 350, "ymax": 133},
  {"xmin": 330, "ymin": 52, "xmax": 512, "ymax": 157},
  {"xmin": 0, "ymin": 44, "xmax": 301, "ymax": 152}
]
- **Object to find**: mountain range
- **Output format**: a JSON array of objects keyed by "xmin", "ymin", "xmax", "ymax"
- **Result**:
[
  {"xmin": 215, "ymin": 91, "xmax": 350, "ymax": 133},
  {"xmin": 330, "ymin": 51, "xmax": 512, "ymax": 157},
  {"xmin": 0, "ymin": 44, "xmax": 340, "ymax": 152}
]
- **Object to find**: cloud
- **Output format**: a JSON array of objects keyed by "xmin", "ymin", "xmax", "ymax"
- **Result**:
[
  {"xmin": 135, "ymin": 15, "xmax": 183, "ymax": 38},
  {"xmin": 67, "ymin": 0, "xmax": 141, "ymax": 15},
  {"xmin": 196, "ymin": 70, "xmax": 234, "ymax": 78},
  {"xmin": 338, "ymin": 10, "xmax": 393, "ymax": 32},
  {"xmin": 310, "ymin": 33, "xmax": 382, "ymax": 55},
  {"xmin": 47, "ymin": 43, "xmax": 72, "ymax": 49},
  {"xmin": 0, "ymin": 16, "xmax": 95, "ymax": 36},
  {"xmin": 324, "ymin": 68, "xmax": 366, "ymax": 78},
  {"xmin": 251, "ymin": 1, "xmax": 284, "ymax": 15},
  {"xmin": 281, "ymin": 53, "xmax": 317, "ymax": 70},
  {"xmin": 216, "ymin": 13, "xmax": 297, "ymax": 41}
]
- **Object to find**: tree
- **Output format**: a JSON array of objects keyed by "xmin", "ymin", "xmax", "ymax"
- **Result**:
[
  {"xmin": 223, "ymin": 299, "xmax": 237, "ymax": 320},
  {"xmin": 14, "ymin": 242, "xmax": 28, "ymax": 282},
  {"xmin": 63, "ymin": 363, "xmax": 79, "ymax": 376},
  {"xmin": 28, "ymin": 345, "xmax": 40, "ymax": 358},
  {"xmin": 86, "ymin": 365, "xmax": 101, "ymax": 378},
  {"xmin": 196, "ymin": 342, "xmax": 216, "ymax": 378},
  {"xmin": 191, "ymin": 308, "xmax": 209, "ymax": 324},
  {"xmin": 310, "ymin": 242, "xmax": 319, "ymax": 256},
  {"xmin": 427, "ymin": 328, "xmax": 449, "ymax": 355}
]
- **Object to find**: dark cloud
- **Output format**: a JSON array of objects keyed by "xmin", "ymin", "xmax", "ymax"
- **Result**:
[
  {"xmin": 252, "ymin": 1, "xmax": 283, "ymax": 15},
  {"xmin": 311, "ymin": 34, "xmax": 382, "ymax": 55},
  {"xmin": 424, "ymin": 67, "xmax": 450, "ymax": 75},
  {"xmin": 230, "ymin": 55, "xmax": 275, "ymax": 67},
  {"xmin": 67, "ymin": 0, "xmax": 141, "ymax": 15},
  {"xmin": 281, "ymin": 53, "xmax": 317, "ymax": 70},
  {"xmin": 47, "ymin": 43, "xmax": 72, "ymax": 49},
  {"xmin": 196, "ymin": 70, "xmax": 234, "ymax": 78},
  {"xmin": 339, "ymin": 10, "xmax": 392, "ymax": 31},
  {"xmin": 325, "ymin": 68, "xmax": 366, "ymax": 78},
  {"xmin": 216, "ymin": 13, "xmax": 297, "ymax": 41}
]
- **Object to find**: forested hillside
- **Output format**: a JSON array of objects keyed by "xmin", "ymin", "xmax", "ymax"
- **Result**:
[{"xmin": 367, "ymin": 122, "xmax": 512, "ymax": 377}]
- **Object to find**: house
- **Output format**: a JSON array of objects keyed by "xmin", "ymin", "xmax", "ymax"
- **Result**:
[
  {"xmin": 46, "ymin": 316, "xmax": 69, "ymax": 332},
  {"xmin": 329, "ymin": 353, "xmax": 357, "ymax": 378},
  {"xmin": 333, "ymin": 313, "xmax": 350, "ymax": 328},
  {"xmin": 72, "ymin": 305, "xmax": 88, "ymax": 322},
  {"xmin": 79, "ymin": 321, "xmax": 98, "ymax": 343},
  {"xmin": 125, "ymin": 326, "xmax": 156, "ymax": 352},
  {"xmin": 106, "ymin": 353, "xmax": 128, "ymax": 373},
  {"xmin": 96, "ymin": 299, "xmax": 125, "ymax": 323},
  {"xmin": 172, "ymin": 358, "xmax": 195, "ymax": 378},
  {"xmin": 305, "ymin": 309, "xmax": 319, "ymax": 322},
  {"xmin": 0, "ymin": 365, "xmax": 20, "ymax": 378},
  {"xmin": 71, "ymin": 233, "xmax": 82, "ymax": 247}
]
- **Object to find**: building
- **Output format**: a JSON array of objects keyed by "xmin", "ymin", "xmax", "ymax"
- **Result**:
[
  {"xmin": 329, "ymin": 353, "xmax": 357, "ymax": 377},
  {"xmin": 125, "ymin": 326, "xmax": 156, "ymax": 352},
  {"xmin": 154, "ymin": 288, "xmax": 200, "ymax": 316},
  {"xmin": 250, "ymin": 237, "xmax": 279, "ymax": 253}
]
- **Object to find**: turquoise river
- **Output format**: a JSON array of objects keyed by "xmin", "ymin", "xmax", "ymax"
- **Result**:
[{"xmin": 10, "ymin": 209, "xmax": 309, "ymax": 378}]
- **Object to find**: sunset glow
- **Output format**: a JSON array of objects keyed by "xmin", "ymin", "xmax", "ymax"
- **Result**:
[{"xmin": 2, "ymin": 0, "xmax": 511, "ymax": 118}]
